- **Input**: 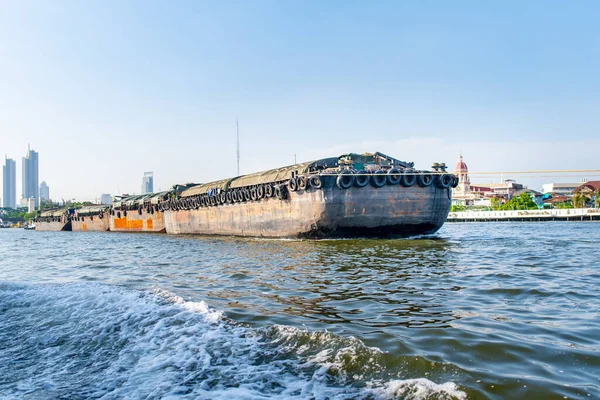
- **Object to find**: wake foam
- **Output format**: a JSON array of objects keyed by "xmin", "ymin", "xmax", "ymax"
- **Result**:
[{"xmin": 0, "ymin": 282, "xmax": 465, "ymax": 399}]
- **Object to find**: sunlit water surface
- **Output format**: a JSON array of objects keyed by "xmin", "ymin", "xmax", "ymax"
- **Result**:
[{"xmin": 0, "ymin": 222, "xmax": 598, "ymax": 399}]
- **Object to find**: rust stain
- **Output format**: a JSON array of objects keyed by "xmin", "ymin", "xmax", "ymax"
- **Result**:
[
  {"xmin": 113, "ymin": 218, "xmax": 127, "ymax": 229},
  {"xmin": 146, "ymin": 218, "xmax": 153, "ymax": 229},
  {"xmin": 82, "ymin": 224, "xmax": 87, "ymax": 231},
  {"xmin": 129, "ymin": 219, "xmax": 143, "ymax": 229}
]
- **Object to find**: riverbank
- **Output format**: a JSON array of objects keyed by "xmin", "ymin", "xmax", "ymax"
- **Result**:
[{"xmin": 447, "ymin": 207, "xmax": 600, "ymax": 222}]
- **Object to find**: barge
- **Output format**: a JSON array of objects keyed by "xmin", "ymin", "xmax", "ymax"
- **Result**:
[
  {"xmin": 32, "ymin": 152, "xmax": 457, "ymax": 238},
  {"xmin": 109, "ymin": 191, "xmax": 172, "ymax": 233},
  {"xmin": 35, "ymin": 208, "xmax": 73, "ymax": 231},
  {"xmin": 72, "ymin": 205, "xmax": 111, "ymax": 232},
  {"xmin": 163, "ymin": 152, "xmax": 457, "ymax": 238}
]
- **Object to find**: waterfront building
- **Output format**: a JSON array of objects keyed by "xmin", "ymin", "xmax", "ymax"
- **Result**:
[
  {"xmin": 541, "ymin": 182, "xmax": 582, "ymax": 197},
  {"xmin": 27, "ymin": 197, "xmax": 35, "ymax": 213},
  {"xmin": 39, "ymin": 181, "xmax": 49, "ymax": 202},
  {"xmin": 142, "ymin": 171, "xmax": 154, "ymax": 194},
  {"xmin": 22, "ymin": 146, "xmax": 39, "ymax": 207},
  {"xmin": 2, "ymin": 156, "xmax": 16, "ymax": 209},
  {"xmin": 513, "ymin": 188, "xmax": 544, "ymax": 207},
  {"xmin": 489, "ymin": 179, "xmax": 526, "ymax": 199},
  {"xmin": 451, "ymin": 155, "xmax": 493, "ymax": 206},
  {"xmin": 574, "ymin": 181, "xmax": 600, "ymax": 207},
  {"xmin": 574, "ymin": 180, "xmax": 600, "ymax": 194},
  {"xmin": 100, "ymin": 194, "xmax": 112, "ymax": 205},
  {"xmin": 451, "ymin": 154, "xmax": 527, "ymax": 206}
]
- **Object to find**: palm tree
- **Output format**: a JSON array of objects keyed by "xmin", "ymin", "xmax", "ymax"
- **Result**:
[{"xmin": 573, "ymin": 193, "xmax": 585, "ymax": 208}]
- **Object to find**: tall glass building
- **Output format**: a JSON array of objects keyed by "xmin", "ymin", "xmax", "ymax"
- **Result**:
[
  {"xmin": 3, "ymin": 156, "xmax": 16, "ymax": 209},
  {"xmin": 22, "ymin": 146, "xmax": 39, "ymax": 207},
  {"xmin": 142, "ymin": 171, "xmax": 154, "ymax": 194}
]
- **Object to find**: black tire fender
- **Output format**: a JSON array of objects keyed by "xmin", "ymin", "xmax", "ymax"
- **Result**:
[
  {"xmin": 309, "ymin": 175, "xmax": 322, "ymax": 189},
  {"xmin": 387, "ymin": 168, "xmax": 401, "ymax": 185},
  {"xmin": 437, "ymin": 174, "xmax": 453, "ymax": 189},
  {"xmin": 371, "ymin": 170, "xmax": 386, "ymax": 188},
  {"xmin": 354, "ymin": 170, "xmax": 369, "ymax": 188},
  {"xmin": 337, "ymin": 170, "xmax": 354, "ymax": 189},
  {"xmin": 417, "ymin": 173, "xmax": 434, "ymax": 187}
]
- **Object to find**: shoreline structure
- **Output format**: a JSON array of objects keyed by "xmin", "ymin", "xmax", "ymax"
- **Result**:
[{"xmin": 447, "ymin": 208, "xmax": 600, "ymax": 222}]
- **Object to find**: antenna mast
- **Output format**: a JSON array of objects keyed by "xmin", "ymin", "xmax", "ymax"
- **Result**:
[{"xmin": 236, "ymin": 117, "xmax": 240, "ymax": 175}]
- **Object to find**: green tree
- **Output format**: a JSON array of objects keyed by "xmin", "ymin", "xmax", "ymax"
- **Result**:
[
  {"xmin": 499, "ymin": 193, "xmax": 538, "ymax": 211},
  {"xmin": 39, "ymin": 199, "xmax": 58, "ymax": 210},
  {"xmin": 450, "ymin": 204, "xmax": 467, "ymax": 212},
  {"xmin": 491, "ymin": 198, "xmax": 503, "ymax": 210}
]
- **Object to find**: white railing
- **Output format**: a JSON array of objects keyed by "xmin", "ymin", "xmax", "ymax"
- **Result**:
[{"xmin": 448, "ymin": 208, "xmax": 600, "ymax": 220}]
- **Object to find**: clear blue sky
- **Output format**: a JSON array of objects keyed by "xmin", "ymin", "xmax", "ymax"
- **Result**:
[{"xmin": 1, "ymin": 1, "xmax": 599, "ymax": 200}]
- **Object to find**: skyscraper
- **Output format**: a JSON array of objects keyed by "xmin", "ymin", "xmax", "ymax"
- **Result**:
[
  {"xmin": 2, "ymin": 156, "xmax": 16, "ymax": 209},
  {"xmin": 100, "ymin": 194, "xmax": 112, "ymax": 205},
  {"xmin": 22, "ymin": 146, "xmax": 39, "ymax": 207},
  {"xmin": 39, "ymin": 181, "xmax": 50, "ymax": 203},
  {"xmin": 142, "ymin": 171, "xmax": 154, "ymax": 194}
]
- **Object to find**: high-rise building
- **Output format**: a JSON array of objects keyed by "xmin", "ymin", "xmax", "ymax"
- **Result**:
[
  {"xmin": 2, "ymin": 156, "xmax": 16, "ymax": 209},
  {"xmin": 142, "ymin": 171, "xmax": 154, "ymax": 194},
  {"xmin": 22, "ymin": 146, "xmax": 39, "ymax": 207},
  {"xmin": 39, "ymin": 181, "xmax": 50, "ymax": 202},
  {"xmin": 100, "ymin": 194, "xmax": 112, "ymax": 205}
]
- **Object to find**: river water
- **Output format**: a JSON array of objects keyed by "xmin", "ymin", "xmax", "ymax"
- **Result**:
[{"xmin": 0, "ymin": 223, "xmax": 598, "ymax": 399}]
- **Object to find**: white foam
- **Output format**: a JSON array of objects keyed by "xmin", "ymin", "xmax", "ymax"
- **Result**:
[
  {"xmin": 0, "ymin": 283, "xmax": 467, "ymax": 400},
  {"xmin": 373, "ymin": 378, "xmax": 468, "ymax": 400}
]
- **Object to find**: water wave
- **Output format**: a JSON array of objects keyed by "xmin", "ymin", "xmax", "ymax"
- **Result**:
[{"xmin": 0, "ymin": 282, "xmax": 465, "ymax": 399}]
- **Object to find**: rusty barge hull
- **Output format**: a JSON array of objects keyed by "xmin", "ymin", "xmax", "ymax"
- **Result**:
[
  {"xmin": 35, "ymin": 220, "xmax": 72, "ymax": 231},
  {"xmin": 164, "ymin": 183, "xmax": 451, "ymax": 238},
  {"xmin": 72, "ymin": 216, "xmax": 110, "ymax": 232},
  {"xmin": 109, "ymin": 210, "xmax": 166, "ymax": 233}
]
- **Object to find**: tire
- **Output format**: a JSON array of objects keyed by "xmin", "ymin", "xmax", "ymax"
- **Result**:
[
  {"xmin": 451, "ymin": 176, "xmax": 460, "ymax": 188},
  {"xmin": 387, "ymin": 168, "xmax": 401, "ymax": 185},
  {"xmin": 354, "ymin": 170, "xmax": 369, "ymax": 188},
  {"xmin": 257, "ymin": 185, "xmax": 265, "ymax": 199},
  {"xmin": 275, "ymin": 184, "xmax": 288, "ymax": 200},
  {"xmin": 220, "ymin": 192, "xmax": 227, "ymax": 204},
  {"xmin": 401, "ymin": 171, "xmax": 416, "ymax": 187},
  {"xmin": 309, "ymin": 175, "xmax": 322, "ymax": 189},
  {"xmin": 436, "ymin": 174, "xmax": 453, "ymax": 189},
  {"xmin": 417, "ymin": 173, "xmax": 433, "ymax": 187},
  {"xmin": 250, "ymin": 188, "xmax": 258, "ymax": 201},
  {"xmin": 288, "ymin": 178, "xmax": 298, "ymax": 191},
  {"xmin": 265, "ymin": 184, "xmax": 274, "ymax": 197},
  {"xmin": 297, "ymin": 176, "xmax": 308, "ymax": 190},
  {"xmin": 336, "ymin": 170, "xmax": 354, "ymax": 189},
  {"xmin": 226, "ymin": 192, "xmax": 232, "ymax": 203},
  {"xmin": 371, "ymin": 170, "xmax": 386, "ymax": 188},
  {"xmin": 244, "ymin": 189, "xmax": 252, "ymax": 202}
]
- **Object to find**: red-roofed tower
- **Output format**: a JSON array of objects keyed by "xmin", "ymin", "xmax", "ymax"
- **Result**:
[{"xmin": 453, "ymin": 155, "xmax": 471, "ymax": 195}]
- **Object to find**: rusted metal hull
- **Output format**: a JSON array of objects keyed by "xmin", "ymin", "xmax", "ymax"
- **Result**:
[
  {"xmin": 109, "ymin": 210, "xmax": 166, "ymax": 233},
  {"xmin": 35, "ymin": 219, "xmax": 72, "ymax": 232},
  {"xmin": 163, "ymin": 183, "xmax": 452, "ymax": 238},
  {"xmin": 72, "ymin": 216, "xmax": 110, "ymax": 232}
]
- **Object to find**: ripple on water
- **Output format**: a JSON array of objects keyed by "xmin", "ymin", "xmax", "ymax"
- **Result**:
[
  {"xmin": 0, "ymin": 223, "xmax": 599, "ymax": 399},
  {"xmin": 0, "ymin": 282, "xmax": 467, "ymax": 399}
]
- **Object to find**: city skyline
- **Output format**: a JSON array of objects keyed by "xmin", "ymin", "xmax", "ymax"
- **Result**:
[{"xmin": 1, "ymin": 1, "xmax": 599, "ymax": 200}]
